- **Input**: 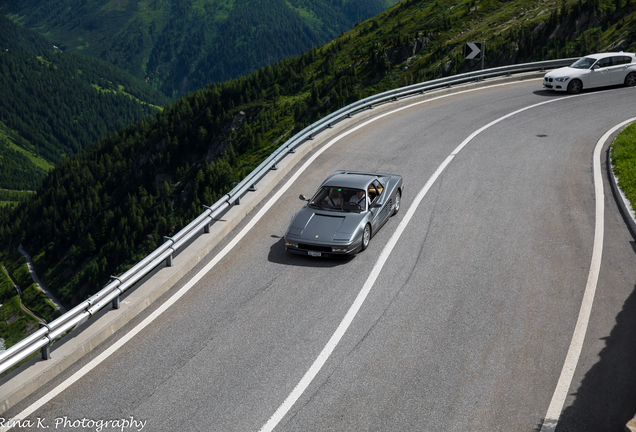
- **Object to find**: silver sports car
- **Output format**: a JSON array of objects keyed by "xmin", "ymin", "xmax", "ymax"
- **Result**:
[{"xmin": 284, "ymin": 171, "xmax": 404, "ymax": 257}]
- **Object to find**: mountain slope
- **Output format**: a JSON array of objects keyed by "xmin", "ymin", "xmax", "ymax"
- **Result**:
[
  {"xmin": 0, "ymin": 0, "xmax": 634, "ymax": 335},
  {"xmin": 0, "ymin": 15, "xmax": 172, "ymax": 191},
  {"xmin": 0, "ymin": 12, "xmax": 51, "ymax": 54},
  {"xmin": 0, "ymin": 0, "xmax": 398, "ymax": 97}
]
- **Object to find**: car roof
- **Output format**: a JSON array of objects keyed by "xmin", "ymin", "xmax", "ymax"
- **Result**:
[
  {"xmin": 584, "ymin": 52, "xmax": 635, "ymax": 59},
  {"xmin": 322, "ymin": 172, "xmax": 382, "ymax": 189}
]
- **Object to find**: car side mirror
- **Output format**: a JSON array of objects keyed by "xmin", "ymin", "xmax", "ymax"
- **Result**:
[
  {"xmin": 370, "ymin": 202, "xmax": 382, "ymax": 208},
  {"xmin": 299, "ymin": 194, "xmax": 309, "ymax": 201},
  {"xmin": 592, "ymin": 64, "xmax": 600, "ymax": 70}
]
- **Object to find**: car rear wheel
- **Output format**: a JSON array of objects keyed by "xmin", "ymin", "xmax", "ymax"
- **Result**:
[
  {"xmin": 625, "ymin": 72, "xmax": 636, "ymax": 87},
  {"xmin": 361, "ymin": 224, "xmax": 371, "ymax": 251},
  {"xmin": 392, "ymin": 189, "xmax": 401, "ymax": 216},
  {"xmin": 567, "ymin": 79, "xmax": 582, "ymax": 94}
]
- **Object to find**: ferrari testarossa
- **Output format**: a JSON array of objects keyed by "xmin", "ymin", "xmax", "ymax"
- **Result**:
[{"xmin": 284, "ymin": 171, "xmax": 404, "ymax": 257}]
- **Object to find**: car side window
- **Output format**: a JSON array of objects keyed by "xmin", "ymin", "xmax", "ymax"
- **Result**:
[
  {"xmin": 612, "ymin": 56, "xmax": 632, "ymax": 66},
  {"xmin": 596, "ymin": 57, "xmax": 612, "ymax": 68},
  {"xmin": 368, "ymin": 180, "xmax": 384, "ymax": 204},
  {"xmin": 368, "ymin": 184, "xmax": 378, "ymax": 203},
  {"xmin": 373, "ymin": 180, "xmax": 384, "ymax": 196}
]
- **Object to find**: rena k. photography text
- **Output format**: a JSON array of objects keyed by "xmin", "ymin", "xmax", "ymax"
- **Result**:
[{"xmin": 0, "ymin": 416, "xmax": 146, "ymax": 431}]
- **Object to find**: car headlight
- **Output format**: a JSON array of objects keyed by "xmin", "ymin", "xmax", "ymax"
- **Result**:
[
  {"xmin": 285, "ymin": 239, "xmax": 298, "ymax": 248},
  {"xmin": 331, "ymin": 246, "xmax": 349, "ymax": 252},
  {"xmin": 555, "ymin": 77, "xmax": 569, "ymax": 82}
]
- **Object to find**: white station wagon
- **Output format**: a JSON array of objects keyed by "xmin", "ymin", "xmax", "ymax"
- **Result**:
[{"xmin": 543, "ymin": 52, "xmax": 636, "ymax": 94}]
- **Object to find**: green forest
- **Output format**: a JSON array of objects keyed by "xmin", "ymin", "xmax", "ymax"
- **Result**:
[
  {"xmin": 0, "ymin": 50, "xmax": 169, "ymax": 161},
  {"xmin": 0, "ymin": 13, "xmax": 51, "ymax": 54},
  {"xmin": 1, "ymin": 0, "xmax": 397, "ymax": 97},
  {"xmin": 0, "ymin": 0, "xmax": 635, "ymax": 347},
  {"xmin": 0, "ymin": 15, "xmax": 171, "ymax": 192}
]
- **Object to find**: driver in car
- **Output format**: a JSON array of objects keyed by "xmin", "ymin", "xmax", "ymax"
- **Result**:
[
  {"xmin": 349, "ymin": 190, "xmax": 369, "ymax": 211},
  {"xmin": 322, "ymin": 189, "xmax": 342, "ymax": 208}
]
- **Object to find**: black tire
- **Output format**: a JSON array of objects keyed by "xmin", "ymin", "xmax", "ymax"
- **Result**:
[
  {"xmin": 625, "ymin": 72, "xmax": 636, "ymax": 87},
  {"xmin": 361, "ymin": 224, "xmax": 371, "ymax": 251},
  {"xmin": 567, "ymin": 79, "xmax": 582, "ymax": 94},
  {"xmin": 392, "ymin": 189, "xmax": 401, "ymax": 216}
]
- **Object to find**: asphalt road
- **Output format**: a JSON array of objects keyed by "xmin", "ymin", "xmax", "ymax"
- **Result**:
[{"xmin": 5, "ymin": 79, "xmax": 636, "ymax": 432}]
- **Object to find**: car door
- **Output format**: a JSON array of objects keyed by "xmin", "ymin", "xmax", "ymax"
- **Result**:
[
  {"xmin": 368, "ymin": 180, "xmax": 391, "ymax": 231},
  {"xmin": 610, "ymin": 56, "xmax": 633, "ymax": 84},
  {"xmin": 588, "ymin": 56, "xmax": 613, "ymax": 88}
]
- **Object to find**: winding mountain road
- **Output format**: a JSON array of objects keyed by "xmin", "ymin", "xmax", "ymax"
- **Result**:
[
  {"xmin": 18, "ymin": 245, "xmax": 67, "ymax": 314},
  {"xmin": 4, "ymin": 79, "xmax": 636, "ymax": 432}
]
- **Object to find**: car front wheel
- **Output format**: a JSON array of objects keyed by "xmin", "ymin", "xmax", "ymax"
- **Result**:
[
  {"xmin": 625, "ymin": 72, "xmax": 636, "ymax": 87},
  {"xmin": 361, "ymin": 224, "xmax": 371, "ymax": 251},
  {"xmin": 567, "ymin": 79, "xmax": 582, "ymax": 94}
]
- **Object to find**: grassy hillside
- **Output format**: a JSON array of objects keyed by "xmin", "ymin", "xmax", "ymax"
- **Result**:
[
  {"xmin": 318, "ymin": 0, "xmax": 636, "ymax": 94},
  {"xmin": 0, "ymin": 0, "xmax": 398, "ymax": 97},
  {"xmin": 0, "ymin": 0, "xmax": 634, "ymax": 343},
  {"xmin": 611, "ymin": 123, "xmax": 636, "ymax": 212}
]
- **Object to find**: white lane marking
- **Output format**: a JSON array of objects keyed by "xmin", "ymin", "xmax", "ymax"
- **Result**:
[
  {"xmin": 540, "ymin": 117, "xmax": 636, "ymax": 432},
  {"xmin": 259, "ymin": 95, "xmax": 578, "ymax": 432}
]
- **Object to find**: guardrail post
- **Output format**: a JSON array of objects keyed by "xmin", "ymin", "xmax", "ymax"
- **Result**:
[
  {"xmin": 164, "ymin": 236, "xmax": 174, "ymax": 267},
  {"xmin": 202, "ymin": 205, "xmax": 213, "ymax": 233},
  {"xmin": 109, "ymin": 276, "xmax": 122, "ymax": 309},
  {"xmin": 39, "ymin": 322, "xmax": 51, "ymax": 360},
  {"xmin": 231, "ymin": 183, "xmax": 241, "ymax": 205}
]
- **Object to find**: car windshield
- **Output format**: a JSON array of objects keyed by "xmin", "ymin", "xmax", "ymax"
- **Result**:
[
  {"xmin": 570, "ymin": 57, "xmax": 596, "ymax": 69},
  {"xmin": 309, "ymin": 186, "xmax": 366, "ymax": 212}
]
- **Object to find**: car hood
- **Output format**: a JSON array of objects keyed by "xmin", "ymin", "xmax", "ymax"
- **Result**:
[
  {"xmin": 546, "ymin": 67, "xmax": 580, "ymax": 78},
  {"xmin": 287, "ymin": 207, "xmax": 362, "ymax": 241}
]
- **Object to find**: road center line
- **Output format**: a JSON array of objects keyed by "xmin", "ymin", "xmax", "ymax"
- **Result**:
[
  {"xmin": 259, "ymin": 93, "xmax": 577, "ymax": 432},
  {"xmin": 539, "ymin": 117, "xmax": 636, "ymax": 432}
]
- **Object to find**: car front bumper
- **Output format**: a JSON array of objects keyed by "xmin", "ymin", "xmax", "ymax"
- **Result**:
[
  {"xmin": 543, "ymin": 77, "xmax": 569, "ymax": 91},
  {"xmin": 284, "ymin": 235, "xmax": 363, "ymax": 257}
]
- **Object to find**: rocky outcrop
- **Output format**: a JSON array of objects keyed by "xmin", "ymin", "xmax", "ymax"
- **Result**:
[{"xmin": 384, "ymin": 36, "xmax": 429, "ymax": 65}]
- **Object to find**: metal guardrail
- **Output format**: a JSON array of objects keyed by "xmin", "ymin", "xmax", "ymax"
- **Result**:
[{"xmin": 0, "ymin": 57, "xmax": 577, "ymax": 375}]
